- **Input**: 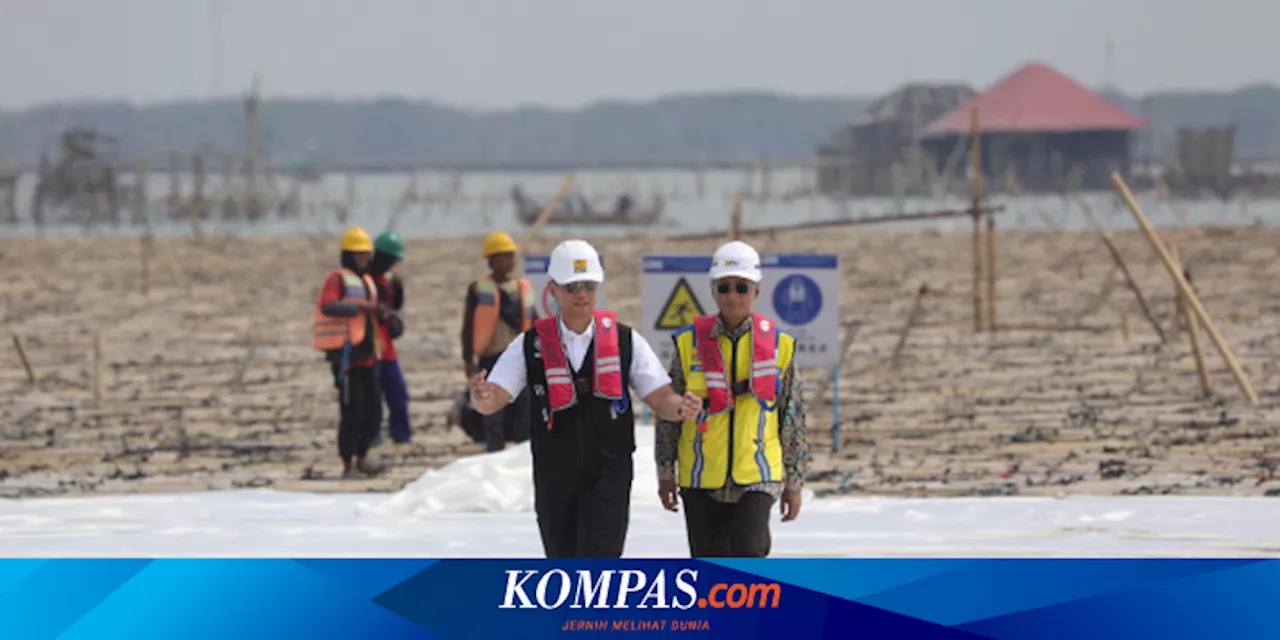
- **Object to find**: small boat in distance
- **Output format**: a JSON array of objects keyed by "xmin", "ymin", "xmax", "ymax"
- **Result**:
[{"xmin": 512, "ymin": 185, "xmax": 663, "ymax": 226}]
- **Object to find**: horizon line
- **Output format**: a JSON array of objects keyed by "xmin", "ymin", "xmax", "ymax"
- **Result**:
[{"xmin": 2, "ymin": 81, "xmax": 1279, "ymax": 115}]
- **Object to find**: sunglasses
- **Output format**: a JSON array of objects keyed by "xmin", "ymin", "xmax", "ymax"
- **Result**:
[
  {"xmin": 562, "ymin": 281, "xmax": 599, "ymax": 294},
  {"xmin": 716, "ymin": 282, "xmax": 752, "ymax": 295}
]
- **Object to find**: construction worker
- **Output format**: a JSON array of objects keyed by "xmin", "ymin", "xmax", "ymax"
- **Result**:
[
  {"xmin": 469, "ymin": 239, "xmax": 702, "ymax": 558},
  {"xmin": 461, "ymin": 231, "xmax": 536, "ymax": 451},
  {"xmin": 312, "ymin": 226, "xmax": 387, "ymax": 479},
  {"xmin": 655, "ymin": 240, "xmax": 809, "ymax": 557},
  {"xmin": 370, "ymin": 230, "xmax": 411, "ymax": 444}
]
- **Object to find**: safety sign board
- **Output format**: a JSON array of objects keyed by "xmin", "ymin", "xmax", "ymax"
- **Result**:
[
  {"xmin": 523, "ymin": 254, "xmax": 607, "ymax": 319},
  {"xmin": 640, "ymin": 254, "xmax": 840, "ymax": 369},
  {"xmin": 653, "ymin": 277, "xmax": 705, "ymax": 330}
]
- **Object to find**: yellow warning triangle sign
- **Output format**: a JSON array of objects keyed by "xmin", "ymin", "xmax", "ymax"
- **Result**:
[{"xmin": 655, "ymin": 277, "xmax": 705, "ymax": 330}]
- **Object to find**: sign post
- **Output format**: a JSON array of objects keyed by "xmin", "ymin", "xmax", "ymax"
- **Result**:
[{"xmin": 640, "ymin": 253, "xmax": 841, "ymax": 428}]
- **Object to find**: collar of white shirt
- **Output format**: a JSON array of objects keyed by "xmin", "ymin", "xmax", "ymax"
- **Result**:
[{"xmin": 559, "ymin": 317, "xmax": 595, "ymax": 342}]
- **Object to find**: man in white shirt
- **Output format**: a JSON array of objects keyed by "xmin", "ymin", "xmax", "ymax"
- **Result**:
[{"xmin": 470, "ymin": 239, "xmax": 700, "ymax": 558}]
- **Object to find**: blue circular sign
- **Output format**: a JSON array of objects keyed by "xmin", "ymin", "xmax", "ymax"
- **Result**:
[{"xmin": 772, "ymin": 274, "xmax": 822, "ymax": 326}]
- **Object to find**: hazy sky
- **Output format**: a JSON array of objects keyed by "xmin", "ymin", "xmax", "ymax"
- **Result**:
[{"xmin": 0, "ymin": 0, "xmax": 1273, "ymax": 109}]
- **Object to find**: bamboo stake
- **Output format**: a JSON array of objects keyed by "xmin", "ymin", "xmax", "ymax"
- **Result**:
[
  {"xmin": 1171, "ymin": 245, "xmax": 1211, "ymax": 395},
  {"xmin": 1072, "ymin": 193, "xmax": 1167, "ymax": 343},
  {"xmin": 1152, "ymin": 175, "xmax": 1191, "ymax": 228},
  {"xmin": 970, "ymin": 107, "xmax": 984, "ymax": 332},
  {"xmin": 729, "ymin": 189, "xmax": 744, "ymax": 240},
  {"xmin": 141, "ymin": 235, "xmax": 151, "ymax": 295},
  {"xmin": 985, "ymin": 209, "xmax": 997, "ymax": 332},
  {"xmin": 892, "ymin": 284, "xmax": 929, "ymax": 366},
  {"xmin": 517, "ymin": 173, "xmax": 575, "ymax": 276},
  {"xmin": 93, "ymin": 331, "xmax": 105, "ymax": 402},
  {"xmin": 522, "ymin": 173, "xmax": 575, "ymax": 246},
  {"xmin": 1110, "ymin": 171, "xmax": 1257, "ymax": 404},
  {"xmin": 12, "ymin": 334, "xmax": 34, "ymax": 383}
]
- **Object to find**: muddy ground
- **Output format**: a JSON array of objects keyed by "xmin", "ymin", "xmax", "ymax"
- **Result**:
[{"xmin": 3, "ymin": 222, "xmax": 1280, "ymax": 500}]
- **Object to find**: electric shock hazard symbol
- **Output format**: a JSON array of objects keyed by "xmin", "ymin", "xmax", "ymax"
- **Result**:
[{"xmin": 654, "ymin": 277, "xmax": 704, "ymax": 330}]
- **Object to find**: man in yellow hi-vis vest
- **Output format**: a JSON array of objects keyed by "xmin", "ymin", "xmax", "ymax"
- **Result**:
[{"xmin": 655, "ymin": 240, "xmax": 809, "ymax": 557}]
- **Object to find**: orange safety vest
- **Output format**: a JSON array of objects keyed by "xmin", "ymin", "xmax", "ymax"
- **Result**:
[
  {"xmin": 471, "ymin": 276, "xmax": 535, "ymax": 355},
  {"xmin": 313, "ymin": 269, "xmax": 380, "ymax": 352}
]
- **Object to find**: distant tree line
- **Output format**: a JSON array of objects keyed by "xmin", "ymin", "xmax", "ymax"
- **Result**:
[{"xmin": 1, "ymin": 85, "xmax": 1278, "ymax": 170}]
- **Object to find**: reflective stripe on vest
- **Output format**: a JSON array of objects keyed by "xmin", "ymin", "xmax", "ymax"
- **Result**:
[
  {"xmin": 312, "ymin": 269, "xmax": 378, "ymax": 352},
  {"xmin": 535, "ymin": 310, "xmax": 624, "ymax": 431},
  {"xmin": 673, "ymin": 320, "xmax": 793, "ymax": 489},
  {"xmin": 472, "ymin": 276, "xmax": 535, "ymax": 355}
]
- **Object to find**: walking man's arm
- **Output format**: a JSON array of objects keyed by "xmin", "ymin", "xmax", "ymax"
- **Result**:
[
  {"xmin": 778, "ymin": 362, "xmax": 809, "ymax": 522},
  {"xmin": 654, "ymin": 352, "xmax": 686, "ymax": 512}
]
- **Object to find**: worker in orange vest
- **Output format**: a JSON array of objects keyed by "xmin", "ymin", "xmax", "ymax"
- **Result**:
[
  {"xmin": 460, "ymin": 231, "xmax": 537, "ymax": 451},
  {"xmin": 313, "ymin": 227, "xmax": 387, "ymax": 479}
]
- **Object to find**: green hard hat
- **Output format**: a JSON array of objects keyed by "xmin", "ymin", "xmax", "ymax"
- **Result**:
[{"xmin": 374, "ymin": 231, "xmax": 405, "ymax": 260}]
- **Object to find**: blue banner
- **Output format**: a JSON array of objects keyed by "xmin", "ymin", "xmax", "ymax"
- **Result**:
[{"xmin": 2, "ymin": 558, "xmax": 1276, "ymax": 638}]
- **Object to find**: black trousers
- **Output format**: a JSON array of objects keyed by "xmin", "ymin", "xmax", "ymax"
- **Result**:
[
  {"xmin": 680, "ymin": 489, "xmax": 775, "ymax": 558},
  {"xmin": 477, "ymin": 353, "xmax": 531, "ymax": 452},
  {"xmin": 535, "ymin": 465, "xmax": 633, "ymax": 558},
  {"xmin": 332, "ymin": 363, "xmax": 383, "ymax": 462}
]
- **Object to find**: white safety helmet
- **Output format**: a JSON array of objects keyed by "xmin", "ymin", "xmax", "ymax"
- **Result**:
[
  {"xmin": 709, "ymin": 241, "xmax": 762, "ymax": 283},
  {"xmin": 548, "ymin": 239, "xmax": 604, "ymax": 284}
]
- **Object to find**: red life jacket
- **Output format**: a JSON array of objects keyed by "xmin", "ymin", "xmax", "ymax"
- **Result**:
[
  {"xmin": 535, "ymin": 310, "xmax": 624, "ymax": 429},
  {"xmin": 693, "ymin": 314, "xmax": 778, "ymax": 432}
]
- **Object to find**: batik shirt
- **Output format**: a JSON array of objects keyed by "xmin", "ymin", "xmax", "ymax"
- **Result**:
[{"xmin": 655, "ymin": 316, "xmax": 809, "ymax": 503}]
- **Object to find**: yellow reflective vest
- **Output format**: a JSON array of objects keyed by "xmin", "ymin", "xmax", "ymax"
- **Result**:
[{"xmin": 672, "ymin": 323, "xmax": 795, "ymax": 489}]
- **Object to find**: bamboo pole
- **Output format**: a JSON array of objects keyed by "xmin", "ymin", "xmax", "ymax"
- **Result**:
[
  {"xmin": 729, "ymin": 189, "xmax": 744, "ymax": 240},
  {"xmin": 517, "ymin": 173, "xmax": 575, "ymax": 277},
  {"xmin": 93, "ymin": 332, "xmax": 105, "ymax": 402},
  {"xmin": 141, "ymin": 235, "xmax": 152, "ymax": 295},
  {"xmin": 522, "ymin": 173, "xmax": 575, "ymax": 246},
  {"xmin": 1072, "ymin": 193, "xmax": 1167, "ymax": 343},
  {"xmin": 1171, "ymin": 245, "xmax": 1211, "ymax": 395},
  {"xmin": 985, "ymin": 209, "xmax": 997, "ymax": 332},
  {"xmin": 1110, "ymin": 171, "xmax": 1257, "ymax": 404},
  {"xmin": 892, "ymin": 284, "xmax": 929, "ymax": 366},
  {"xmin": 1152, "ymin": 175, "xmax": 1191, "ymax": 228},
  {"xmin": 970, "ymin": 107, "xmax": 984, "ymax": 332},
  {"xmin": 12, "ymin": 334, "xmax": 34, "ymax": 383}
]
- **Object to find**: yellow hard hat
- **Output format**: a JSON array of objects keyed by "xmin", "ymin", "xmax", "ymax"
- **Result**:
[
  {"xmin": 482, "ymin": 231, "xmax": 518, "ymax": 258},
  {"xmin": 340, "ymin": 227, "xmax": 374, "ymax": 253}
]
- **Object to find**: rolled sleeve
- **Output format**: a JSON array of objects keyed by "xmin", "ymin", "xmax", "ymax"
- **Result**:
[
  {"xmin": 484, "ymin": 334, "xmax": 528, "ymax": 402},
  {"xmin": 628, "ymin": 330, "xmax": 672, "ymax": 399}
]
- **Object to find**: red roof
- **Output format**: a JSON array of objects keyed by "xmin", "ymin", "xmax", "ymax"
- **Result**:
[{"xmin": 923, "ymin": 62, "xmax": 1146, "ymax": 136}]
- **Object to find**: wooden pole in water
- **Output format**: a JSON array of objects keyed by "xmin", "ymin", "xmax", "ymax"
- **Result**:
[
  {"xmin": 12, "ymin": 334, "xmax": 34, "ymax": 383},
  {"xmin": 729, "ymin": 189, "xmax": 743, "ymax": 241},
  {"xmin": 1171, "ymin": 245, "xmax": 1211, "ymax": 396},
  {"xmin": 1110, "ymin": 171, "xmax": 1257, "ymax": 404},
  {"xmin": 970, "ymin": 107, "xmax": 984, "ymax": 332}
]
